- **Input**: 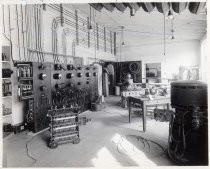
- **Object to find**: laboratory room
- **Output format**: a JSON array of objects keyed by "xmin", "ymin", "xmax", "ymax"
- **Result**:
[{"xmin": 1, "ymin": 1, "xmax": 208, "ymax": 167}]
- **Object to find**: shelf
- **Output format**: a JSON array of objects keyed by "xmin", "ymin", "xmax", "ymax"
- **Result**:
[
  {"xmin": 2, "ymin": 78, "xmax": 11, "ymax": 80},
  {"xmin": 19, "ymin": 77, "xmax": 33, "ymax": 81},
  {"xmin": 2, "ymin": 61, "xmax": 10, "ymax": 63},
  {"xmin": 19, "ymin": 95, "xmax": 34, "ymax": 100},
  {"xmin": 3, "ymin": 114, "xmax": 12, "ymax": 118},
  {"xmin": 2, "ymin": 96, "xmax": 12, "ymax": 99}
]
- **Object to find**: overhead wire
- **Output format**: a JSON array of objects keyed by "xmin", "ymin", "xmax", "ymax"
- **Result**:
[
  {"xmin": 48, "ymin": 4, "xmax": 113, "ymax": 53},
  {"xmin": 163, "ymin": 13, "xmax": 166, "ymax": 56},
  {"xmin": 16, "ymin": 5, "xmax": 22, "ymax": 61},
  {"xmin": 2, "ymin": 5, "xmax": 15, "ymax": 64}
]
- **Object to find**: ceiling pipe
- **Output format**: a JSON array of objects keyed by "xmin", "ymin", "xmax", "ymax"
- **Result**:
[
  {"xmin": 127, "ymin": 3, "xmax": 141, "ymax": 11},
  {"xmin": 90, "ymin": 3, "xmax": 103, "ymax": 12},
  {"xmin": 141, "ymin": 3, "xmax": 155, "ymax": 13},
  {"xmin": 114, "ymin": 3, "xmax": 127, "ymax": 12},
  {"xmin": 90, "ymin": 2, "xmax": 206, "ymax": 15},
  {"xmin": 171, "ymin": 2, "xmax": 188, "ymax": 13},
  {"xmin": 155, "ymin": 2, "xmax": 170, "ymax": 14},
  {"xmin": 189, "ymin": 2, "xmax": 206, "ymax": 14},
  {"xmin": 102, "ymin": 3, "xmax": 115, "ymax": 12}
]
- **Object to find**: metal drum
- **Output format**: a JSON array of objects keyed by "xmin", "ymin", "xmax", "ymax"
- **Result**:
[
  {"xmin": 168, "ymin": 80, "xmax": 208, "ymax": 165},
  {"xmin": 171, "ymin": 80, "xmax": 207, "ymax": 108}
]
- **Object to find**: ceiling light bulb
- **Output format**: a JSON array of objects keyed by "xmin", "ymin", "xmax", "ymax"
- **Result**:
[
  {"xmin": 89, "ymin": 25, "xmax": 93, "ymax": 32},
  {"xmin": 130, "ymin": 8, "xmax": 135, "ymax": 17},
  {"xmin": 171, "ymin": 35, "xmax": 175, "ymax": 40},
  {"xmin": 168, "ymin": 10, "xmax": 174, "ymax": 20}
]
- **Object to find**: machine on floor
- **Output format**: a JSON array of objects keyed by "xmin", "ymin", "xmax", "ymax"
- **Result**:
[
  {"xmin": 15, "ymin": 62, "xmax": 99, "ymax": 134},
  {"xmin": 168, "ymin": 80, "xmax": 208, "ymax": 165}
]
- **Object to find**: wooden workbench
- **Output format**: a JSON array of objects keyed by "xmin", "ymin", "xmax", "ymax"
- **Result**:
[{"xmin": 128, "ymin": 96, "xmax": 171, "ymax": 132}]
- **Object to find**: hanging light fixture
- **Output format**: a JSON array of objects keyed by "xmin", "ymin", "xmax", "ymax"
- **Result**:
[
  {"xmin": 130, "ymin": 7, "xmax": 136, "ymax": 17},
  {"xmin": 167, "ymin": 10, "xmax": 174, "ymax": 20},
  {"xmin": 121, "ymin": 26, "xmax": 125, "ymax": 47},
  {"xmin": 89, "ymin": 5, "xmax": 93, "ymax": 32},
  {"xmin": 163, "ymin": 14, "xmax": 166, "ymax": 56},
  {"xmin": 171, "ymin": 19, "xmax": 175, "ymax": 40},
  {"xmin": 167, "ymin": 3, "xmax": 174, "ymax": 20}
]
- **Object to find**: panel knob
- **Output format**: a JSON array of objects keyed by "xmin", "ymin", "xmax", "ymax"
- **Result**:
[
  {"xmin": 67, "ymin": 64, "xmax": 74, "ymax": 70},
  {"xmin": 66, "ymin": 73, "xmax": 74, "ymax": 79},
  {"xmin": 39, "ymin": 73, "xmax": 47, "ymax": 80},
  {"xmin": 55, "ymin": 84, "xmax": 62, "ymax": 89},
  {"xmin": 40, "ymin": 85, "xmax": 46, "ymax": 91},
  {"xmin": 77, "ymin": 73, "xmax": 82, "ymax": 77},
  {"xmin": 86, "ymin": 72, "xmax": 91, "ymax": 77},
  {"xmin": 67, "ymin": 83, "xmax": 74, "ymax": 87},
  {"xmin": 54, "ymin": 64, "xmax": 61, "ymax": 70},
  {"xmin": 93, "ymin": 72, "xmax": 97, "ymax": 76},
  {"xmin": 53, "ymin": 73, "xmax": 62, "ymax": 79},
  {"xmin": 77, "ymin": 67, "xmax": 82, "ymax": 70}
]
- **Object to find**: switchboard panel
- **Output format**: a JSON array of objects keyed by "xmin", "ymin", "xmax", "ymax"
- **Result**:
[{"xmin": 15, "ymin": 62, "xmax": 99, "ymax": 133}]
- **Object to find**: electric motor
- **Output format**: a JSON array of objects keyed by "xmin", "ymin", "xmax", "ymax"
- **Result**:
[
  {"xmin": 171, "ymin": 80, "xmax": 207, "ymax": 107},
  {"xmin": 168, "ymin": 80, "xmax": 208, "ymax": 165}
]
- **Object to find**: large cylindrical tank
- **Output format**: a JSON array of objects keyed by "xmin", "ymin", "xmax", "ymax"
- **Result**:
[
  {"xmin": 171, "ymin": 80, "xmax": 207, "ymax": 107},
  {"xmin": 168, "ymin": 80, "xmax": 208, "ymax": 165}
]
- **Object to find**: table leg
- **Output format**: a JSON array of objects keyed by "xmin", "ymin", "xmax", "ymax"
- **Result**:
[
  {"xmin": 142, "ymin": 102, "xmax": 146, "ymax": 132},
  {"xmin": 167, "ymin": 103, "xmax": 170, "ymax": 110},
  {"xmin": 128, "ymin": 98, "xmax": 131, "ymax": 123}
]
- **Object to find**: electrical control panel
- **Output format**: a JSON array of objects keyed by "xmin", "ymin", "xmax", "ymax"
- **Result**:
[
  {"xmin": 15, "ymin": 62, "xmax": 99, "ymax": 133},
  {"xmin": 16, "ymin": 63, "xmax": 34, "ymax": 101},
  {"xmin": 32, "ymin": 63, "xmax": 52, "ymax": 132}
]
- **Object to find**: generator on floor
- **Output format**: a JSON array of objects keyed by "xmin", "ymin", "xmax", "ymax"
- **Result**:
[
  {"xmin": 168, "ymin": 80, "xmax": 208, "ymax": 165},
  {"xmin": 48, "ymin": 107, "xmax": 80, "ymax": 149}
]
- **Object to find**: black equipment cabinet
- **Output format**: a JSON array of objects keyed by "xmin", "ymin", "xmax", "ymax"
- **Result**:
[
  {"xmin": 15, "ymin": 62, "xmax": 52, "ymax": 132},
  {"xmin": 15, "ymin": 62, "xmax": 99, "ymax": 133},
  {"xmin": 32, "ymin": 63, "xmax": 52, "ymax": 132}
]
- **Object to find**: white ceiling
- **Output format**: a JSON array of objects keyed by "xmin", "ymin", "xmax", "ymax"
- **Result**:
[{"xmin": 64, "ymin": 3, "xmax": 207, "ymax": 47}]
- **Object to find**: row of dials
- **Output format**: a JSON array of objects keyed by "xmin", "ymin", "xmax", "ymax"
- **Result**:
[
  {"xmin": 38, "ymin": 72, "xmax": 97, "ymax": 80},
  {"xmin": 53, "ymin": 72, "xmax": 97, "ymax": 80},
  {"xmin": 54, "ymin": 64, "xmax": 97, "ymax": 71}
]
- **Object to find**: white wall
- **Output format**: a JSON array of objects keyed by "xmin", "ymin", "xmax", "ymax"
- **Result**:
[
  {"xmin": 200, "ymin": 33, "xmax": 207, "ymax": 83},
  {"xmin": 1, "ymin": 4, "xmax": 116, "ymax": 125},
  {"xmin": 118, "ymin": 40, "xmax": 201, "ymax": 82}
]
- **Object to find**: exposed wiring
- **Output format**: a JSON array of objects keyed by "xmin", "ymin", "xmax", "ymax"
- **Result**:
[
  {"xmin": 163, "ymin": 13, "xmax": 166, "ymax": 56},
  {"xmin": 2, "ymin": 5, "xmax": 6, "ymax": 33},
  {"xmin": 2, "ymin": 5, "xmax": 15, "ymax": 64},
  {"xmin": 16, "ymin": 5, "xmax": 22, "ymax": 61},
  {"xmin": 25, "ymin": 136, "xmax": 37, "ymax": 165},
  {"xmin": 113, "ymin": 134, "xmax": 166, "ymax": 158},
  {"xmin": 21, "ymin": 4, "xmax": 26, "ymax": 61},
  {"xmin": 168, "ymin": 111, "xmax": 191, "ymax": 163}
]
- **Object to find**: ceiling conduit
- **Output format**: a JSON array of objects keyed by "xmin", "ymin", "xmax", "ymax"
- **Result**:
[
  {"xmin": 102, "ymin": 3, "xmax": 115, "ymax": 12},
  {"xmin": 90, "ymin": 2, "xmax": 206, "ymax": 15},
  {"xmin": 126, "ymin": 3, "xmax": 141, "ymax": 11},
  {"xmin": 155, "ymin": 2, "xmax": 170, "ymax": 14},
  {"xmin": 141, "ymin": 3, "xmax": 155, "ymax": 13},
  {"xmin": 114, "ymin": 3, "xmax": 127, "ymax": 13},
  {"xmin": 90, "ymin": 3, "xmax": 103, "ymax": 12},
  {"xmin": 171, "ymin": 2, "xmax": 188, "ymax": 13},
  {"xmin": 189, "ymin": 2, "xmax": 206, "ymax": 14}
]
